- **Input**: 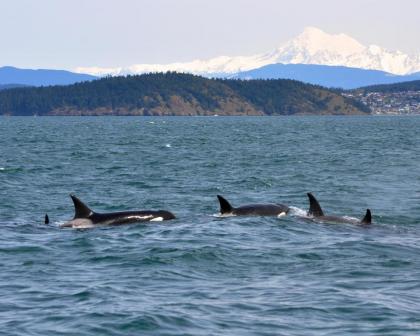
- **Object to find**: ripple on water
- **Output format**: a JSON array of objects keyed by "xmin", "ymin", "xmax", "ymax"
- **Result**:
[{"xmin": 1, "ymin": 116, "xmax": 420, "ymax": 335}]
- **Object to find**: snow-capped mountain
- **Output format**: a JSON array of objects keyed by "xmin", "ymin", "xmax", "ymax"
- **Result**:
[
  {"xmin": 75, "ymin": 27, "xmax": 420, "ymax": 76},
  {"xmin": 274, "ymin": 27, "xmax": 420, "ymax": 75}
]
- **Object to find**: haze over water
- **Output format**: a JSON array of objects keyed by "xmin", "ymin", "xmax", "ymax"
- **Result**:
[{"xmin": 1, "ymin": 116, "xmax": 419, "ymax": 335}]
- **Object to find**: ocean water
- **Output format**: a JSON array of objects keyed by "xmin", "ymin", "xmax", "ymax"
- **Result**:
[{"xmin": 0, "ymin": 116, "xmax": 419, "ymax": 335}]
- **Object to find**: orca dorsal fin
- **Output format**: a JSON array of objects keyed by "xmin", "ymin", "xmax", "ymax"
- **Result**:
[
  {"xmin": 361, "ymin": 209, "xmax": 372, "ymax": 224},
  {"xmin": 217, "ymin": 195, "xmax": 233, "ymax": 214},
  {"xmin": 307, "ymin": 193, "xmax": 324, "ymax": 217},
  {"xmin": 45, "ymin": 214, "xmax": 49, "ymax": 224},
  {"xmin": 70, "ymin": 194, "xmax": 94, "ymax": 219}
]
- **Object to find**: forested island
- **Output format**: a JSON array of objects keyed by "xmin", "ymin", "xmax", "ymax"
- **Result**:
[{"xmin": 0, "ymin": 72, "xmax": 370, "ymax": 116}]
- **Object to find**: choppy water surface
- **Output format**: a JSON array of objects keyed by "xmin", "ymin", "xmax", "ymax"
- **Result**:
[{"xmin": 1, "ymin": 116, "xmax": 420, "ymax": 335}]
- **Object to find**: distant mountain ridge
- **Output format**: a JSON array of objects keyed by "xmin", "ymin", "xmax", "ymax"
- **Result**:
[
  {"xmin": 0, "ymin": 72, "xmax": 369, "ymax": 116},
  {"xmin": 75, "ymin": 27, "xmax": 420, "ymax": 76},
  {"xmin": 3, "ymin": 64, "xmax": 419, "ymax": 91},
  {"xmin": 3, "ymin": 28, "xmax": 418, "ymax": 89},
  {"xmin": 232, "ymin": 64, "xmax": 420, "ymax": 89},
  {"xmin": 0, "ymin": 66, "xmax": 97, "ymax": 86}
]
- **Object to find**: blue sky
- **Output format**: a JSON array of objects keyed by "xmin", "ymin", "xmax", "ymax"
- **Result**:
[{"xmin": 0, "ymin": 0, "xmax": 419, "ymax": 70}]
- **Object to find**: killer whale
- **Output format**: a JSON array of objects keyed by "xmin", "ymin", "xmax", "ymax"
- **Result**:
[
  {"xmin": 217, "ymin": 195, "xmax": 289, "ymax": 217},
  {"xmin": 306, "ymin": 192, "xmax": 371, "ymax": 225},
  {"xmin": 60, "ymin": 194, "xmax": 175, "ymax": 228}
]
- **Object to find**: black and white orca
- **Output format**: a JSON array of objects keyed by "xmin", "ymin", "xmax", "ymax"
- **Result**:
[
  {"xmin": 56, "ymin": 194, "xmax": 175, "ymax": 228},
  {"xmin": 217, "ymin": 195, "xmax": 289, "ymax": 217}
]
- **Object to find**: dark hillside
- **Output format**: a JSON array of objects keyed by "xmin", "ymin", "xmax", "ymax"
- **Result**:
[
  {"xmin": 0, "ymin": 72, "xmax": 370, "ymax": 116},
  {"xmin": 355, "ymin": 80, "xmax": 420, "ymax": 93}
]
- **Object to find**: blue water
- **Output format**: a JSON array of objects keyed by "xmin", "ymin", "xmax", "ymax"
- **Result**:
[{"xmin": 1, "ymin": 116, "xmax": 420, "ymax": 335}]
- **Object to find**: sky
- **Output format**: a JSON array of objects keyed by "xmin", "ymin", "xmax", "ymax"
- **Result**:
[{"xmin": 0, "ymin": 0, "xmax": 419, "ymax": 70}]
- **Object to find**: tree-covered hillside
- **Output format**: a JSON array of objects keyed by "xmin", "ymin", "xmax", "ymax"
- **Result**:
[
  {"xmin": 355, "ymin": 80, "xmax": 420, "ymax": 93},
  {"xmin": 0, "ymin": 72, "xmax": 370, "ymax": 116},
  {"xmin": 0, "ymin": 84, "xmax": 29, "ymax": 91}
]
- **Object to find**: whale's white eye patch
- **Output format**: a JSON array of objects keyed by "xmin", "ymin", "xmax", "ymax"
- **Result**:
[
  {"xmin": 277, "ymin": 212, "xmax": 287, "ymax": 218},
  {"xmin": 150, "ymin": 217, "xmax": 163, "ymax": 221}
]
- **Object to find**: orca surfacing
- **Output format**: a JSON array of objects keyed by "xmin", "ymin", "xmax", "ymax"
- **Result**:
[
  {"xmin": 60, "ymin": 194, "xmax": 175, "ymax": 228},
  {"xmin": 307, "ymin": 192, "xmax": 371, "ymax": 225},
  {"xmin": 217, "ymin": 195, "xmax": 289, "ymax": 217}
]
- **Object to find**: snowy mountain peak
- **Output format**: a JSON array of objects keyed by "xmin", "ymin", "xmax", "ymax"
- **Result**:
[
  {"xmin": 291, "ymin": 26, "xmax": 365, "ymax": 56},
  {"xmin": 76, "ymin": 27, "xmax": 420, "ymax": 76},
  {"xmin": 301, "ymin": 26, "xmax": 325, "ymax": 35}
]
